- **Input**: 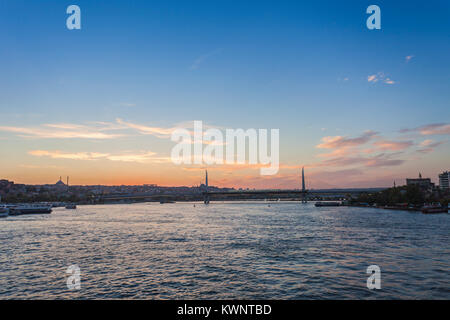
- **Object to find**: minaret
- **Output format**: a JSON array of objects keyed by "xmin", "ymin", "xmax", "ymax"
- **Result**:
[
  {"xmin": 204, "ymin": 170, "xmax": 210, "ymax": 204},
  {"xmin": 67, "ymin": 176, "xmax": 69, "ymax": 187}
]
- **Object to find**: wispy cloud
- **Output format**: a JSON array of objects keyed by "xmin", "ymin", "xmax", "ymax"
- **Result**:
[
  {"xmin": 417, "ymin": 123, "xmax": 450, "ymax": 135},
  {"xmin": 29, "ymin": 150, "xmax": 110, "ymax": 160},
  {"xmin": 400, "ymin": 123, "xmax": 450, "ymax": 135},
  {"xmin": 367, "ymin": 72, "xmax": 396, "ymax": 85},
  {"xmin": 365, "ymin": 154, "xmax": 405, "ymax": 167},
  {"xmin": 119, "ymin": 103, "xmax": 136, "ymax": 107},
  {"xmin": 314, "ymin": 153, "xmax": 405, "ymax": 168},
  {"xmin": 312, "ymin": 121, "xmax": 449, "ymax": 174},
  {"xmin": 116, "ymin": 118, "xmax": 175, "ymax": 138},
  {"xmin": 316, "ymin": 131, "xmax": 378, "ymax": 149},
  {"xmin": 190, "ymin": 48, "xmax": 222, "ymax": 70},
  {"xmin": 0, "ymin": 119, "xmax": 224, "ymax": 142},
  {"xmin": 181, "ymin": 162, "xmax": 299, "ymax": 173},
  {"xmin": 372, "ymin": 139, "xmax": 414, "ymax": 151},
  {"xmin": 116, "ymin": 119, "xmax": 229, "ymax": 144},
  {"xmin": 106, "ymin": 152, "xmax": 170, "ymax": 163},
  {"xmin": 420, "ymin": 139, "xmax": 434, "ymax": 147},
  {"xmin": 338, "ymin": 77, "xmax": 349, "ymax": 82},
  {"xmin": 312, "ymin": 130, "xmax": 414, "ymax": 170},
  {"xmin": 0, "ymin": 123, "xmax": 124, "ymax": 139},
  {"xmin": 405, "ymin": 55, "xmax": 414, "ymax": 63},
  {"xmin": 19, "ymin": 164, "xmax": 65, "ymax": 169},
  {"xmin": 367, "ymin": 75, "xmax": 378, "ymax": 83},
  {"xmin": 416, "ymin": 139, "xmax": 447, "ymax": 153},
  {"xmin": 29, "ymin": 150, "xmax": 171, "ymax": 164}
]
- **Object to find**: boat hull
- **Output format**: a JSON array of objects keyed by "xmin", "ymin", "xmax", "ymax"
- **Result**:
[
  {"xmin": 422, "ymin": 208, "xmax": 448, "ymax": 214},
  {"xmin": 9, "ymin": 207, "xmax": 52, "ymax": 215},
  {"xmin": 315, "ymin": 202, "xmax": 341, "ymax": 207}
]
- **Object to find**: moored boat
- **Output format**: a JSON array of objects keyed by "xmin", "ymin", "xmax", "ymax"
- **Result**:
[
  {"xmin": 9, "ymin": 204, "xmax": 52, "ymax": 215},
  {"xmin": 0, "ymin": 206, "xmax": 9, "ymax": 218},
  {"xmin": 315, "ymin": 201, "xmax": 341, "ymax": 207},
  {"xmin": 422, "ymin": 204, "xmax": 448, "ymax": 214}
]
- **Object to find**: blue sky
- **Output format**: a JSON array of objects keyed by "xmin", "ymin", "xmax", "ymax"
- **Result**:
[{"xmin": 0, "ymin": 0, "xmax": 449, "ymax": 187}]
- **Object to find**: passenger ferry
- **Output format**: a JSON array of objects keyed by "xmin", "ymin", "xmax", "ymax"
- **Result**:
[{"xmin": 8, "ymin": 204, "xmax": 52, "ymax": 215}]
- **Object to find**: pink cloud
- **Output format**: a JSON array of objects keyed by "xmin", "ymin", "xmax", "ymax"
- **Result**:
[
  {"xmin": 316, "ymin": 131, "xmax": 377, "ymax": 149},
  {"xmin": 313, "ymin": 131, "xmax": 408, "ymax": 170},
  {"xmin": 400, "ymin": 123, "xmax": 450, "ymax": 136},
  {"xmin": 367, "ymin": 72, "xmax": 396, "ymax": 85},
  {"xmin": 372, "ymin": 139, "xmax": 414, "ymax": 151},
  {"xmin": 317, "ymin": 154, "xmax": 404, "ymax": 168},
  {"xmin": 416, "ymin": 140, "xmax": 447, "ymax": 153}
]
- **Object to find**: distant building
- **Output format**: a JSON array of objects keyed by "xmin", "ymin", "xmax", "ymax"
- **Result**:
[
  {"xmin": 406, "ymin": 173, "xmax": 435, "ymax": 190},
  {"xmin": 0, "ymin": 179, "xmax": 14, "ymax": 189},
  {"xmin": 55, "ymin": 176, "xmax": 66, "ymax": 187},
  {"xmin": 439, "ymin": 171, "xmax": 449, "ymax": 190}
]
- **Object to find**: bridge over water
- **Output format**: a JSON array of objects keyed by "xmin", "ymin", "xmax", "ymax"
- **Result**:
[
  {"xmin": 202, "ymin": 188, "xmax": 385, "ymax": 203},
  {"xmin": 201, "ymin": 168, "xmax": 384, "ymax": 203},
  {"xmin": 97, "ymin": 168, "xmax": 385, "ymax": 204}
]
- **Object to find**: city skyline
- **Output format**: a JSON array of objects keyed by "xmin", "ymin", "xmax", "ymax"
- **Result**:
[
  {"xmin": 1, "ymin": 166, "xmax": 448, "ymax": 191},
  {"xmin": 0, "ymin": 0, "xmax": 449, "ymax": 189}
]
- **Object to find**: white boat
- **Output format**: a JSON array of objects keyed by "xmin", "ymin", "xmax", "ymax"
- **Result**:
[{"xmin": 9, "ymin": 204, "xmax": 52, "ymax": 215}]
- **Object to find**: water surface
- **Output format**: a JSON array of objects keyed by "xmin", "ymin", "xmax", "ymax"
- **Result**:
[{"xmin": 0, "ymin": 202, "xmax": 448, "ymax": 299}]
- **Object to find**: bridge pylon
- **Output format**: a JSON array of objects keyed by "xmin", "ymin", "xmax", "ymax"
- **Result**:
[{"xmin": 301, "ymin": 166, "xmax": 307, "ymax": 203}]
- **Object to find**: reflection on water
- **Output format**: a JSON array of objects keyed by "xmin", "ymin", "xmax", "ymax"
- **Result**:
[{"xmin": 0, "ymin": 202, "xmax": 449, "ymax": 299}]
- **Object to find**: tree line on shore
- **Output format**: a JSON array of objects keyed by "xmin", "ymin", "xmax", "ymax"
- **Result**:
[{"xmin": 352, "ymin": 185, "xmax": 449, "ymax": 207}]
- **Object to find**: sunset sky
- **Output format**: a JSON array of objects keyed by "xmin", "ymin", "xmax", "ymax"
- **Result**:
[{"xmin": 0, "ymin": 0, "xmax": 449, "ymax": 189}]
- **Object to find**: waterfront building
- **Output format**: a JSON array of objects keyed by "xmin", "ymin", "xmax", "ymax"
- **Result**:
[
  {"xmin": 406, "ymin": 173, "xmax": 435, "ymax": 191},
  {"xmin": 439, "ymin": 171, "xmax": 449, "ymax": 190}
]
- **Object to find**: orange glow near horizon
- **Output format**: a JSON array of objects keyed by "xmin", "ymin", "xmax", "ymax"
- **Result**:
[{"xmin": 4, "ymin": 162, "xmax": 445, "ymax": 189}]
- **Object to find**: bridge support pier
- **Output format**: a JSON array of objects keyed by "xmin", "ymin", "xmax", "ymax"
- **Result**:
[{"xmin": 301, "ymin": 193, "xmax": 307, "ymax": 204}]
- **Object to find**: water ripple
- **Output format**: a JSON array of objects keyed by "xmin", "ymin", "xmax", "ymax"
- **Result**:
[{"xmin": 0, "ymin": 202, "xmax": 448, "ymax": 299}]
